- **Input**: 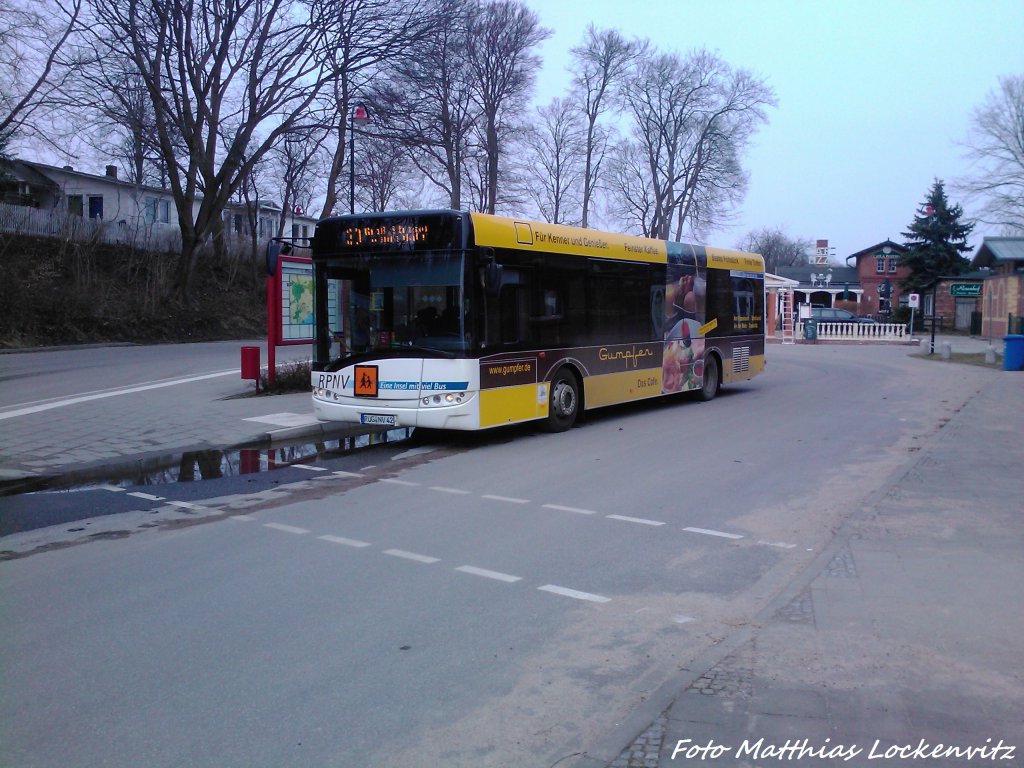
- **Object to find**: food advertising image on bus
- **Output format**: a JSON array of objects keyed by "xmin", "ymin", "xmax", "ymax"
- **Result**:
[{"xmin": 309, "ymin": 210, "xmax": 764, "ymax": 433}]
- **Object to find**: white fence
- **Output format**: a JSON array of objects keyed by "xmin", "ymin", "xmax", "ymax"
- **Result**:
[
  {"xmin": 0, "ymin": 201, "xmax": 274, "ymax": 257},
  {"xmin": 0, "ymin": 201, "xmax": 184, "ymax": 251},
  {"xmin": 797, "ymin": 321, "xmax": 909, "ymax": 342}
]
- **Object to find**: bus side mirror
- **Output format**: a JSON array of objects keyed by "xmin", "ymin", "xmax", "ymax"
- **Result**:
[
  {"xmin": 266, "ymin": 240, "xmax": 292, "ymax": 276},
  {"xmin": 483, "ymin": 256, "xmax": 503, "ymax": 297}
]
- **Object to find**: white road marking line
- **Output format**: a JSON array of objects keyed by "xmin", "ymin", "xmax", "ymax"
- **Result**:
[
  {"xmin": 456, "ymin": 565, "xmax": 522, "ymax": 582},
  {"xmin": 542, "ymin": 504, "xmax": 597, "ymax": 515},
  {"xmin": 684, "ymin": 526, "xmax": 744, "ymax": 540},
  {"xmin": 97, "ymin": 484, "xmax": 125, "ymax": 493},
  {"xmin": 127, "ymin": 492, "xmax": 165, "ymax": 501},
  {"xmin": 538, "ymin": 585, "xmax": 611, "ymax": 603},
  {"xmin": 379, "ymin": 478, "xmax": 420, "ymax": 486},
  {"xmin": 318, "ymin": 535, "xmax": 372, "ymax": 548},
  {"xmin": 263, "ymin": 523, "xmax": 310, "ymax": 534},
  {"xmin": 384, "ymin": 549, "xmax": 439, "ymax": 564},
  {"xmin": 481, "ymin": 494, "xmax": 530, "ymax": 504},
  {"xmin": 673, "ymin": 615, "xmax": 696, "ymax": 624},
  {"xmin": 606, "ymin": 514, "xmax": 665, "ymax": 526},
  {"xmin": 332, "ymin": 470, "xmax": 365, "ymax": 478},
  {"xmin": 758, "ymin": 539, "xmax": 797, "ymax": 549},
  {"xmin": 293, "ymin": 464, "xmax": 327, "ymax": 471},
  {"xmin": 430, "ymin": 486, "xmax": 471, "ymax": 495},
  {"xmin": 229, "ymin": 514, "xmax": 256, "ymax": 521},
  {"xmin": 0, "ymin": 369, "xmax": 237, "ymax": 421},
  {"xmin": 166, "ymin": 500, "xmax": 206, "ymax": 511}
]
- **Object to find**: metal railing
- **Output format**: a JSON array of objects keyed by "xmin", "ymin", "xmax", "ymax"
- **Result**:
[{"xmin": 797, "ymin": 321, "xmax": 909, "ymax": 342}]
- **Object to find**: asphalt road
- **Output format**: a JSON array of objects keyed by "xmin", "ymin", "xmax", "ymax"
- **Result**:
[{"xmin": 0, "ymin": 343, "xmax": 998, "ymax": 767}]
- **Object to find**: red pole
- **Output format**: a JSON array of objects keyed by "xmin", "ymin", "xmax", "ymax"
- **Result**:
[{"xmin": 266, "ymin": 273, "xmax": 276, "ymax": 385}]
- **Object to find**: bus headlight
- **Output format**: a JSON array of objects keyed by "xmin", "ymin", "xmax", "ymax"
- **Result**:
[{"xmin": 421, "ymin": 391, "xmax": 466, "ymax": 407}]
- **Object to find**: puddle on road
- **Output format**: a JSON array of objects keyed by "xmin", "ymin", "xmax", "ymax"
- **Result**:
[{"xmin": 7, "ymin": 428, "xmax": 414, "ymax": 497}]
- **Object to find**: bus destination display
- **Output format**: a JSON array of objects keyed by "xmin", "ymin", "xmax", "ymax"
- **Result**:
[{"xmin": 341, "ymin": 222, "xmax": 430, "ymax": 248}]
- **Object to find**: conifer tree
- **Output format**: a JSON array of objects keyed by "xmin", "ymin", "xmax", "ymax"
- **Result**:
[{"xmin": 900, "ymin": 179, "xmax": 974, "ymax": 294}]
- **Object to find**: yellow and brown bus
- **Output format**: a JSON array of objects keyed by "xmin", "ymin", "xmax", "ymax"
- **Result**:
[{"xmin": 310, "ymin": 210, "xmax": 764, "ymax": 432}]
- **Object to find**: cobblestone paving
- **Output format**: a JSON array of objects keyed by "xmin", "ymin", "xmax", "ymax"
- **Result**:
[
  {"xmin": 824, "ymin": 543, "xmax": 858, "ymax": 578},
  {"xmin": 608, "ymin": 642, "xmax": 757, "ymax": 765},
  {"xmin": 775, "ymin": 586, "xmax": 816, "ymax": 625},
  {"xmin": 608, "ymin": 711, "xmax": 668, "ymax": 768}
]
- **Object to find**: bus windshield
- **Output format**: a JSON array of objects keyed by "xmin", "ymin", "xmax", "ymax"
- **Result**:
[{"xmin": 319, "ymin": 251, "xmax": 468, "ymax": 367}]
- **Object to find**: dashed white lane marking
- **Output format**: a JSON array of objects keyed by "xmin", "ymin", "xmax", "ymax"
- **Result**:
[
  {"xmin": 379, "ymin": 479, "xmax": 420, "ymax": 486},
  {"xmin": 293, "ymin": 464, "xmax": 327, "ymax": 471},
  {"xmin": 128, "ymin": 492, "xmax": 165, "ymax": 501},
  {"xmin": 430, "ymin": 486, "xmax": 471, "ymax": 495},
  {"xmin": 684, "ymin": 526, "xmax": 744, "ymax": 540},
  {"xmin": 606, "ymin": 514, "xmax": 665, "ymax": 527},
  {"xmin": 673, "ymin": 615, "xmax": 696, "ymax": 624},
  {"xmin": 758, "ymin": 539, "xmax": 797, "ymax": 549},
  {"xmin": 481, "ymin": 494, "xmax": 530, "ymax": 504},
  {"xmin": 332, "ymin": 470, "xmax": 365, "ymax": 478},
  {"xmin": 542, "ymin": 504, "xmax": 597, "ymax": 515},
  {"xmin": 318, "ymin": 535, "xmax": 372, "ymax": 548},
  {"xmin": 384, "ymin": 549, "xmax": 440, "ymax": 564},
  {"xmin": 97, "ymin": 484, "xmax": 125, "ymax": 492},
  {"xmin": 230, "ymin": 514, "xmax": 256, "ymax": 521},
  {"xmin": 263, "ymin": 523, "xmax": 310, "ymax": 534},
  {"xmin": 456, "ymin": 565, "xmax": 522, "ymax": 582},
  {"xmin": 538, "ymin": 585, "xmax": 611, "ymax": 603},
  {"xmin": 166, "ymin": 500, "xmax": 206, "ymax": 511}
]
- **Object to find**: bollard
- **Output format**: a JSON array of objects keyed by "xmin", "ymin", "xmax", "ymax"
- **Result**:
[
  {"xmin": 941, "ymin": 342, "xmax": 951, "ymax": 360},
  {"xmin": 985, "ymin": 345, "xmax": 996, "ymax": 365}
]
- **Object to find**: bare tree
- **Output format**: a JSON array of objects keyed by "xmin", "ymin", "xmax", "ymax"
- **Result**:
[
  {"xmin": 519, "ymin": 97, "xmax": 585, "ymax": 224},
  {"xmin": 82, "ymin": 0, "xmax": 366, "ymax": 298},
  {"xmin": 385, "ymin": 0, "xmax": 477, "ymax": 209},
  {"xmin": 568, "ymin": 25, "xmax": 642, "ymax": 228},
  {"xmin": 0, "ymin": 0, "xmax": 84, "ymax": 150},
  {"xmin": 314, "ymin": 0, "xmax": 433, "ymax": 219},
  {"xmin": 464, "ymin": 0, "xmax": 549, "ymax": 214},
  {"xmin": 620, "ymin": 48, "xmax": 775, "ymax": 240},
  {"xmin": 957, "ymin": 73, "xmax": 1024, "ymax": 233},
  {"xmin": 605, "ymin": 138, "xmax": 656, "ymax": 235},
  {"xmin": 268, "ymin": 130, "xmax": 328, "ymax": 237},
  {"xmin": 737, "ymin": 227, "xmax": 812, "ymax": 273},
  {"xmin": 356, "ymin": 134, "xmax": 419, "ymax": 212}
]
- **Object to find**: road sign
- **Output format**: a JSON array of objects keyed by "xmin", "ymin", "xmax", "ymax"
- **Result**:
[
  {"xmin": 949, "ymin": 283, "xmax": 982, "ymax": 297},
  {"xmin": 908, "ymin": 293, "xmax": 920, "ymax": 309}
]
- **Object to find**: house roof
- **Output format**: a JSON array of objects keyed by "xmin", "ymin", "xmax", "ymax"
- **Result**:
[
  {"xmin": 844, "ymin": 239, "xmax": 906, "ymax": 266},
  {"xmin": 972, "ymin": 237, "xmax": 1024, "ymax": 267}
]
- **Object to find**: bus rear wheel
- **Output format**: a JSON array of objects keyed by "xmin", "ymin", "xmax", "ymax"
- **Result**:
[
  {"xmin": 699, "ymin": 354, "xmax": 720, "ymax": 402},
  {"xmin": 544, "ymin": 369, "xmax": 579, "ymax": 432}
]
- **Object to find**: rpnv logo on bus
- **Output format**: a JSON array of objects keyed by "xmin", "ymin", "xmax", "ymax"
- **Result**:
[{"xmin": 353, "ymin": 365, "xmax": 379, "ymax": 397}]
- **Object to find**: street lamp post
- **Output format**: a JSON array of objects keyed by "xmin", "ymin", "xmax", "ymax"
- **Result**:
[{"xmin": 349, "ymin": 103, "xmax": 369, "ymax": 214}]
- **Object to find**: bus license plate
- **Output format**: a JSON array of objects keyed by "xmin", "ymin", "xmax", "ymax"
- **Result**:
[{"xmin": 360, "ymin": 413, "xmax": 397, "ymax": 426}]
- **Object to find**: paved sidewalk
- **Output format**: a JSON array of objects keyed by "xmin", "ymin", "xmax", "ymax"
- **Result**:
[
  {"xmin": 607, "ymin": 371, "xmax": 1024, "ymax": 767},
  {"xmin": 0, "ymin": 357, "xmax": 368, "ymax": 492}
]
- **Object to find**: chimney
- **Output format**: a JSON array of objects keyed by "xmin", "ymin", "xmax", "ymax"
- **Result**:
[{"xmin": 106, "ymin": 165, "xmax": 118, "ymax": 179}]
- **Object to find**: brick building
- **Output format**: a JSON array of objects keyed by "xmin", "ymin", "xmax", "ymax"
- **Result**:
[{"xmin": 972, "ymin": 237, "xmax": 1024, "ymax": 338}]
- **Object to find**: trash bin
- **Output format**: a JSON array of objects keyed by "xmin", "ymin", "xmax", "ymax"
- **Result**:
[
  {"xmin": 803, "ymin": 318, "xmax": 817, "ymax": 341},
  {"xmin": 1003, "ymin": 334, "xmax": 1024, "ymax": 371},
  {"xmin": 240, "ymin": 345, "xmax": 260, "ymax": 380}
]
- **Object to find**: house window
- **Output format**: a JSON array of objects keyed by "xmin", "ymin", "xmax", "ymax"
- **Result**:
[
  {"xmin": 875, "ymin": 256, "xmax": 885, "ymax": 273},
  {"xmin": 158, "ymin": 200, "xmax": 170, "ymax": 223},
  {"xmin": 67, "ymin": 195, "xmax": 83, "ymax": 217},
  {"xmin": 88, "ymin": 195, "xmax": 104, "ymax": 219},
  {"xmin": 888, "ymin": 258, "xmax": 897, "ymax": 273}
]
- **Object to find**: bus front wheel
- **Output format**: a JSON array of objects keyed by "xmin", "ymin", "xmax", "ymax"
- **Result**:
[
  {"xmin": 699, "ymin": 354, "xmax": 720, "ymax": 402},
  {"xmin": 544, "ymin": 369, "xmax": 579, "ymax": 432}
]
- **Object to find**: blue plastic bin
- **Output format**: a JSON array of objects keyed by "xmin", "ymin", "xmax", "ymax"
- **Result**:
[{"xmin": 1003, "ymin": 334, "xmax": 1024, "ymax": 371}]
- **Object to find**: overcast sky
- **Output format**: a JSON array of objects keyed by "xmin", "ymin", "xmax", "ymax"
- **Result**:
[{"xmin": 520, "ymin": 0, "xmax": 1024, "ymax": 259}]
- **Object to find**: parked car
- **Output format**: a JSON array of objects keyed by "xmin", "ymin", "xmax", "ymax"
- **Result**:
[{"xmin": 808, "ymin": 307, "xmax": 877, "ymax": 323}]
